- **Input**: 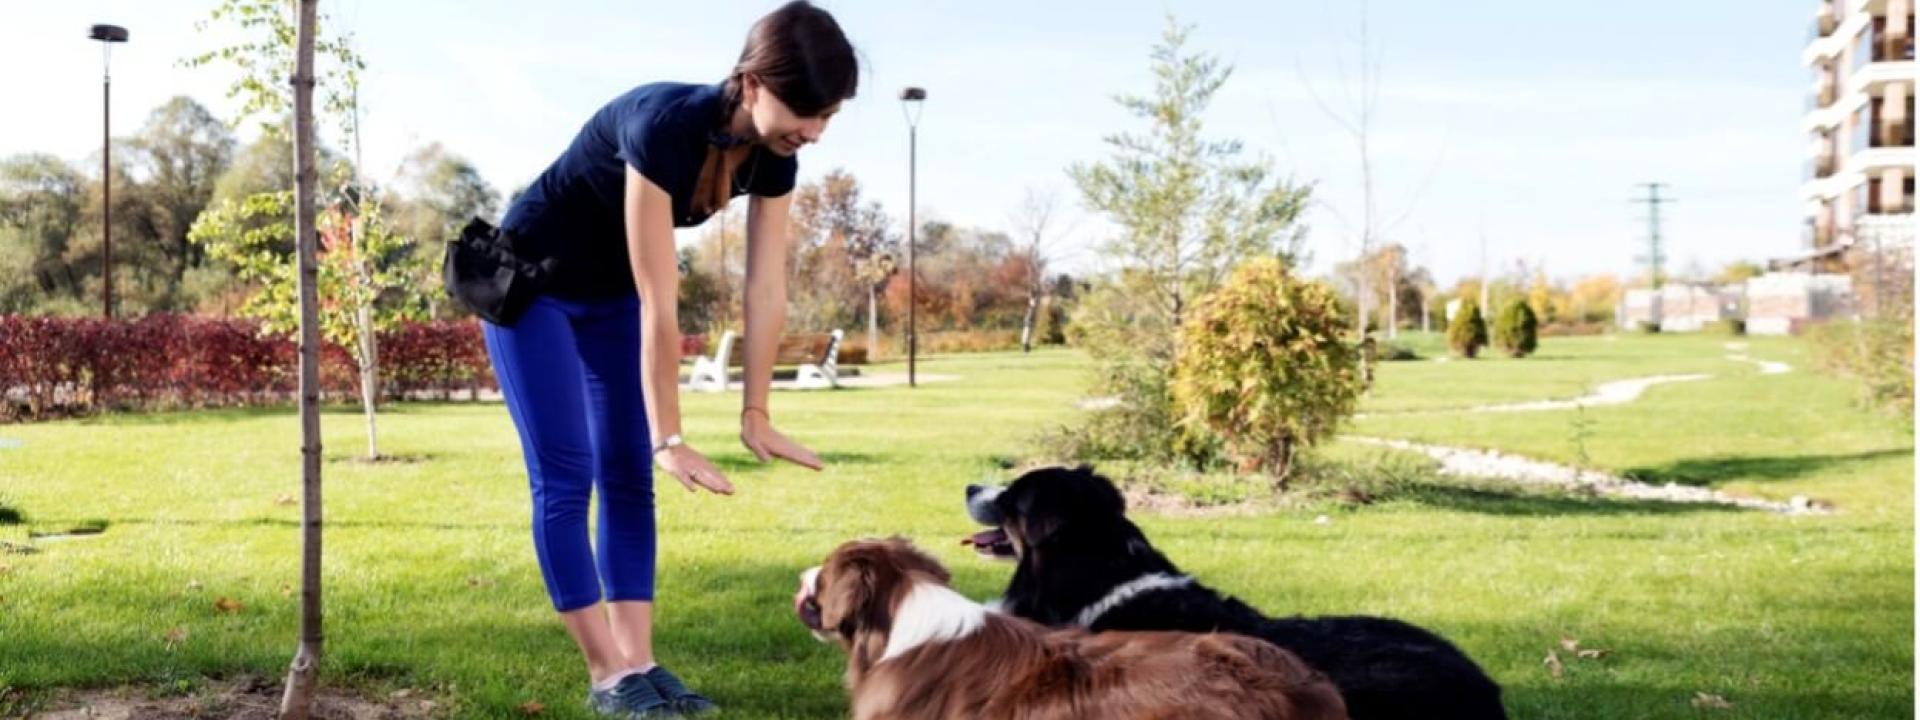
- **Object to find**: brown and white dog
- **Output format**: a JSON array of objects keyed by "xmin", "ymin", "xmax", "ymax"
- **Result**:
[{"xmin": 795, "ymin": 537, "xmax": 1348, "ymax": 720}]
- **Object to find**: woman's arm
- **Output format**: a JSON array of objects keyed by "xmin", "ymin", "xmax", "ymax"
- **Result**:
[
  {"xmin": 739, "ymin": 192, "xmax": 823, "ymax": 470},
  {"xmin": 739, "ymin": 193, "xmax": 789, "ymax": 417},
  {"xmin": 626, "ymin": 165, "xmax": 733, "ymax": 494}
]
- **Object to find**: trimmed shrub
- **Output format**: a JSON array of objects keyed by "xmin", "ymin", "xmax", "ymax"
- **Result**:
[
  {"xmin": 1171, "ymin": 258, "xmax": 1364, "ymax": 484},
  {"xmin": 1494, "ymin": 299, "xmax": 1540, "ymax": 358},
  {"xmin": 0, "ymin": 315, "xmax": 498, "ymax": 422},
  {"xmin": 1447, "ymin": 301, "xmax": 1489, "ymax": 358}
]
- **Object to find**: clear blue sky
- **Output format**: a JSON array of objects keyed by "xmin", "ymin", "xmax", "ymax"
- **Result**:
[{"xmin": 2, "ymin": 0, "xmax": 1817, "ymax": 285}]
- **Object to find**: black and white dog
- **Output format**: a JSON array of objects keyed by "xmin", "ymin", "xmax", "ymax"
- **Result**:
[{"xmin": 963, "ymin": 466, "xmax": 1506, "ymax": 720}]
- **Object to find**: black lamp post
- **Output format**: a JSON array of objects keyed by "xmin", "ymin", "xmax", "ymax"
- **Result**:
[
  {"xmin": 899, "ymin": 86, "xmax": 925, "ymax": 387},
  {"xmin": 88, "ymin": 23, "xmax": 128, "ymax": 319}
]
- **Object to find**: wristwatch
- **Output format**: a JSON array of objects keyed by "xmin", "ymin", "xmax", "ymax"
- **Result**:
[{"xmin": 651, "ymin": 434, "xmax": 685, "ymax": 457}]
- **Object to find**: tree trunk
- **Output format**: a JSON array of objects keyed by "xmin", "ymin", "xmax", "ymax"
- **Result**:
[
  {"xmin": 1264, "ymin": 435, "xmax": 1298, "ymax": 492},
  {"xmin": 1169, "ymin": 283, "xmax": 1184, "ymax": 340},
  {"xmin": 280, "ymin": 1, "xmax": 324, "ymax": 717},
  {"xmin": 1420, "ymin": 291, "xmax": 1430, "ymax": 334},
  {"xmin": 356, "ymin": 296, "xmax": 379, "ymax": 460},
  {"xmin": 1020, "ymin": 293, "xmax": 1037, "ymax": 353},
  {"xmin": 1385, "ymin": 264, "xmax": 1398, "ymax": 339},
  {"xmin": 1355, "ymin": 270, "xmax": 1371, "ymax": 338},
  {"xmin": 866, "ymin": 284, "xmax": 879, "ymax": 360}
]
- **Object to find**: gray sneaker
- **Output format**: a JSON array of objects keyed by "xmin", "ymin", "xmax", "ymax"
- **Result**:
[
  {"xmin": 644, "ymin": 665, "xmax": 718, "ymax": 715},
  {"xmin": 587, "ymin": 672, "xmax": 675, "ymax": 718}
]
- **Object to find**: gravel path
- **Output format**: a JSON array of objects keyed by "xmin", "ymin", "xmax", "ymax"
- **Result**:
[
  {"xmin": 1469, "ymin": 374, "xmax": 1712, "ymax": 413},
  {"xmin": 1725, "ymin": 354, "xmax": 1792, "ymax": 375},
  {"xmin": 1347, "ymin": 436, "xmax": 1829, "ymax": 515}
]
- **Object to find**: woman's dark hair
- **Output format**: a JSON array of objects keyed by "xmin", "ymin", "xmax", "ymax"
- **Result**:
[{"xmin": 722, "ymin": 1, "xmax": 858, "ymax": 118}]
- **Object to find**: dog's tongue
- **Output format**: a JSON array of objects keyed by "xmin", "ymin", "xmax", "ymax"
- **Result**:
[{"xmin": 962, "ymin": 528, "xmax": 1008, "ymax": 547}]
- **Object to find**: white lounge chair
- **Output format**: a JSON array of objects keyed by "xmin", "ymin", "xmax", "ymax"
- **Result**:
[
  {"xmin": 688, "ymin": 330, "xmax": 735, "ymax": 392},
  {"xmin": 794, "ymin": 329, "xmax": 843, "ymax": 390}
]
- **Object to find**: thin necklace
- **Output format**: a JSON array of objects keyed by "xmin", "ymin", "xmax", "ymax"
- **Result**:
[{"xmin": 732, "ymin": 147, "xmax": 762, "ymax": 197}]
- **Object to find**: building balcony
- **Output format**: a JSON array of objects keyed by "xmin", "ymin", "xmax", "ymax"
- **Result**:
[
  {"xmin": 1852, "ymin": 206, "xmax": 1914, "ymax": 226},
  {"xmin": 1805, "ymin": 152, "xmax": 1839, "ymax": 182},
  {"xmin": 1808, "ymin": 10, "xmax": 1840, "ymax": 41},
  {"xmin": 1872, "ymin": 119, "xmax": 1916, "ymax": 148},
  {"xmin": 1803, "ymin": 222, "xmax": 1836, "ymax": 251},
  {"xmin": 1801, "ymin": 173, "xmax": 1847, "ymax": 203},
  {"xmin": 1805, "ymin": 12, "xmax": 1871, "ymax": 65},
  {"xmin": 1848, "ymin": 58, "xmax": 1917, "ymax": 96},
  {"xmin": 1852, "ymin": 23, "xmax": 1917, "ymax": 73},
  {"xmin": 1803, "ymin": 92, "xmax": 1859, "ymax": 132},
  {"xmin": 1807, "ymin": 82, "xmax": 1840, "ymax": 111}
]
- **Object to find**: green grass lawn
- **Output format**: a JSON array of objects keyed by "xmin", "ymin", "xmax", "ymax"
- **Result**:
[
  {"xmin": 1363, "ymin": 331, "xmax": 1761, "ymax": 413},
  {"xmin": 0, "ymin": 337, "xmax": 1911, "ymax": 718}
]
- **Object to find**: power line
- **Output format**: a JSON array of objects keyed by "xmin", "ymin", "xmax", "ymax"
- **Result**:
[{"xmin": 1630, "ymin": 182, "xmax": 1675, "ymax": 288}]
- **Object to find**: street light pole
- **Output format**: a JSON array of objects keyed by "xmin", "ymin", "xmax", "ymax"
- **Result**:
[
  {"xmin": 88, "ymin": 24, "xmax": 128, "ymax": 320},
  {"xmin": 900, "ymin": 87, "xmax": 925, "ymax": 387}
]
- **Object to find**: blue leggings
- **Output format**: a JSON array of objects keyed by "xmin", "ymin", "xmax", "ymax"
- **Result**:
[{"xmin": 484, "ymin": 294, "xmax": 656, "ymax": 612}]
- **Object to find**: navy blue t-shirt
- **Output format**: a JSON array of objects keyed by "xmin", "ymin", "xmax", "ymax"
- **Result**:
[{"xmin": 501, "ymin": 81, "xmax": 798, "ymax": 298}]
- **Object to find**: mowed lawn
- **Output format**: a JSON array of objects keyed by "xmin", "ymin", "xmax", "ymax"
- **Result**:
[{"xmin": 0, "ymin": 336, "xmax": 1911, "ymax": 719}]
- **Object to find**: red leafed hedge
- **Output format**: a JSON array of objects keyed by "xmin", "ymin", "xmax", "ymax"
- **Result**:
[{"xmin": 0, "ymin": 315, "xmax": 498, "ymax": 422}]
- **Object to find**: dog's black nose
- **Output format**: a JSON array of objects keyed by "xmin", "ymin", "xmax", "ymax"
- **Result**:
[{"xmin": 966, "ymin": 484, "xmax": 983, "ymax": 498}]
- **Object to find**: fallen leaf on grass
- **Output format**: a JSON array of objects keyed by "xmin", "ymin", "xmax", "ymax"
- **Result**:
[
  {"xmin": 1691, "ymin": 692, "xmax": 1733, "ymax": 710},
  {"xmin": 163, "ymin": 626, "xmax": 189, "ymax": 649},
  {"xmin": 467, "ymin": 576, "xmax": 496, "ymax": 588},
  {"xmin": 1559, "ymin": 636, "xmax": 1611, "ymax": 660},
  {"xmin": 213, "ymin": 597, "xmax": 244, "ymax": 614},
  {"xmin": 1543, "ymin": 649, "xmax": 1563, "ymax": 679},
  {"xmin": 274, "ymin": 494, "xmax": 295, "ymax": 506},
  {"xmin": 279, "ymin": 583, "xmax": 294, "ymax": 598},
  {"xmin": 186, "ymin": 579, "xmax": 203, "ymax": 592},
  {"xmin": 519, "ymin": 700, "xmax": 545, "ymax": 715}
]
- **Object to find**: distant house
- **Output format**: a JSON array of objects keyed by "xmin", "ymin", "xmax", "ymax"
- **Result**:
[
  {"xmin": 1746, "ymin": 273, "xmax": 1857, "ymax": 335},
  {"xmin": 1616, "ymin": 284, "xmax": 1740, "ymax": 332},
  {"xmin": 1618, "ymin": 288, "xmax": 1660, "ymax": 329}
]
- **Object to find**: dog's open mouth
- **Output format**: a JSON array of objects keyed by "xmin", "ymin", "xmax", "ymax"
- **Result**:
[
  {"xmin": 961, "ymin": 528, "xmax": 1016, "ymax": 559},
  {"xmin": 796, "ymin": 567, "xmax": 830, "ymax": 641}
]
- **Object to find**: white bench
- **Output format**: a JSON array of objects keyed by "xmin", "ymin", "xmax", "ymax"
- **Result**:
[
  {"xmin": 688, "ymin": 331, "xmax": 735, "ymax": 392},
  {"xmin": 688, "ymin": 329, "xmax": 845, "ymax": 391},
  {"xmin": 794, "ymin": 329, "xmax": 844, "ymax": 390}
]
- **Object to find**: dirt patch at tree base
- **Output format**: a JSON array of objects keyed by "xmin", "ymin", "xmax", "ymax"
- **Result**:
[{"xmin": 16, "ymin": 676, "xmax": 444, "ymax": 720}]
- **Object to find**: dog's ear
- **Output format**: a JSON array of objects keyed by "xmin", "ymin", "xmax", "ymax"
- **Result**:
[
  {"xmin": 1012, "ymin": 485, "xmax": 1064, "ymax": 547},
  {"xmin": 883, "ymin": 536, "xmax": 952, "ymax": 585},
  {"xmin": 1070, "ymin": 465, "xmax": 1126, "ymax": 517},
  {"xmin": 819, "ymin": 546, "xmax": 889, "ymax": 639},
  {"xmin": 1020, "ymin": 512, "xmax": 1063, "ymax": 548}
]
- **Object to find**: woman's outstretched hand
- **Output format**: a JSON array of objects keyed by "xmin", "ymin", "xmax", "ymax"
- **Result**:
[
  {"xmin": 656, "ymin": 443, "xmax": 736, "ymax": 495},
  {"xmin": 740, "ymin": 409, "xmax": 824, "ymax": 471}
]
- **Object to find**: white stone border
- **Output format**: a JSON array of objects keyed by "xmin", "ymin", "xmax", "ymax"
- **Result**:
[{"xmin": 1348, "ymin": 436, "xmax": 1829, "ymax": 515}]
